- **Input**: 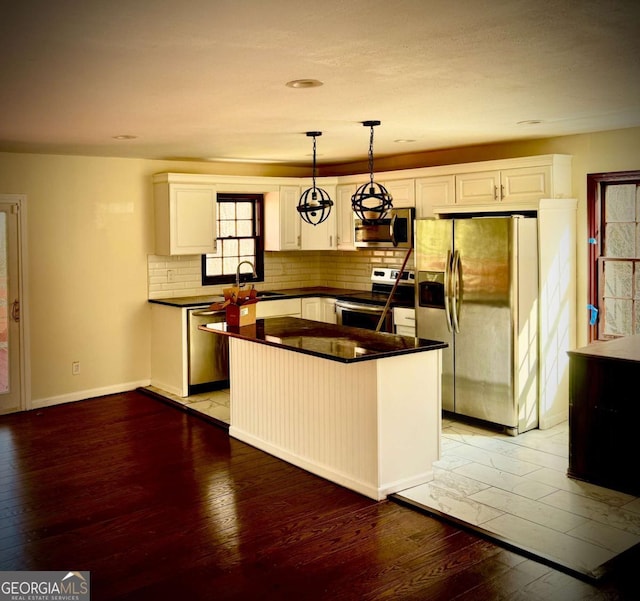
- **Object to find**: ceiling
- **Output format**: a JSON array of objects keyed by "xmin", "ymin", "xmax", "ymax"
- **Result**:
[{"xmin": 1, "ymin": 0, "xmax": 639, "ymax": 167}]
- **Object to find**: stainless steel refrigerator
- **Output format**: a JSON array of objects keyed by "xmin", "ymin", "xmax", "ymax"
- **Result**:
[{"xmin": 415, "ymin": 216, "xmax": 539, "ymax": 435}]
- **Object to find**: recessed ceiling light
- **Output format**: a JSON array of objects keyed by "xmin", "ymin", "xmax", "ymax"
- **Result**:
[
  {"xmin": 516, "ymin": 120, "xmax": 543, "ymax": 126},
  {"xmin": 285, "ymin": 79, "xmax": 323, "ymax": 89},
  {"xmin": 394, "ymin": 139, "xmax": 416, "ymax": 144},
  {"xmin": 113, "ymin": 134, "xmax": 137, "ymax": 140}
]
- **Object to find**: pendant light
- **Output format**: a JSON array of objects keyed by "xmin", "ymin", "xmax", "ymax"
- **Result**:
[
  {"xmin": 297, "ymin": 131, "xmax": 333, "ymax": 226},
  {"xmin": 351, "ymin": 120, "xmax": 393, "ymax": 222}
]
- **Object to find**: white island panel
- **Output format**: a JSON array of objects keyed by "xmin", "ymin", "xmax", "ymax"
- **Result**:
[{"xmin": 228, "ymin": 337, "xmax": 441, "ymax": 500}]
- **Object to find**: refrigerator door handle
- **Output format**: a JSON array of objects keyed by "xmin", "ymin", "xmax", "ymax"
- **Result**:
[
  {"xmin": 444, "ymin": 250, "xmax": 453, "ymax": 332},
  {"xmin": 451, "ymin": 250, "xmax": 461, "ymax": 333}
]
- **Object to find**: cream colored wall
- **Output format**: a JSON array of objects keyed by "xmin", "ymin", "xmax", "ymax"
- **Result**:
[
  {"xmin": 0, "ymin": 153, "xmax": 306, "ymax": 407},
  {"xmin": 0, "ymin": 126, "xmax": 638, "ymax": 407}
]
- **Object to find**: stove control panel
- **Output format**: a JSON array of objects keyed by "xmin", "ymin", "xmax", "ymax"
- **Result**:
[{"xmin": 371, "ymin": 268, "xmax": 415, "ymax": 286}]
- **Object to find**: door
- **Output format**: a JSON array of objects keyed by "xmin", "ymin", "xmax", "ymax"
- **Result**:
[
  {"xmin": 415, "ymin": 219, "xmax": 454, "ymax": 411},
  {"xmin": 0, "ymin": 199, "xmax": 23, "ymax": 414},
  {"xmin": 453, "ymin": 217, "xmax": 514, "ymax": 426}
]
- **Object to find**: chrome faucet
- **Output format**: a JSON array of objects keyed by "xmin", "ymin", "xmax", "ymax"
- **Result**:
[{"xmin": 235, "ymin": 260, "xmax": 256, "ymax": 288}]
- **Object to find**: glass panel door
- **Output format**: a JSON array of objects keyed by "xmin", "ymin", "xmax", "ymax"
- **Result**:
[{"xmin": 0, "ymin": 202, "xmax": 21, "ymax": 414}]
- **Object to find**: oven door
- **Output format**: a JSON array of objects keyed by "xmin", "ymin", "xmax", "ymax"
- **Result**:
[{"xmin": 335, "ymin": 300, "xmax": 393, "ymax": 333}]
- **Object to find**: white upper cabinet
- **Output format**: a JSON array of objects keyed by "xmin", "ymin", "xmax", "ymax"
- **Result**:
[
  {"xmin": 153, "ymin": 174, "xmax": 217, "ymax": 256},
  {"xmin": 264, "ymin": 185, "xmax": 301, "ymax": 250},
  {"xmin": 379, "ymin": 178, "xmax": 415, "ymax": 208},
  {"xmin": 153, "ymin": 155, "xmax": 572, "ymax": 254},
  {"xmin": 336, "ymin": 184, "xmax": 357, "ymax": 250},
  {"xmin": 415, "ymin": 175, "xmax": 455, "ymax": 218},
  {"xmin": 456, "ymin": 166, "xmax": 551, "ymax": 205},
  {"xmin": 265, "ymin": 184, "xmax": 337, "ymax": 251},
  {"xmin": 300, "ymin": 183, "xmax": 337, "ymax": 251}
]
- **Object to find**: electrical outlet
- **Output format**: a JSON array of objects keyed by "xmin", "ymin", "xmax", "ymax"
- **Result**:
[
  {"xmin": 167, "ymin": 269, "xmax": 175, "ymax": 282},
  {"xmin": 72, "ymin": 361, "xmax": 80, "ymax": 375}
]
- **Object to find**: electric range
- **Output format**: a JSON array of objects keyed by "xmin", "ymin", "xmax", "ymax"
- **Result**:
[{"xmin": 335, "ymin": 268, "xmax": 415, "ymax": 332}]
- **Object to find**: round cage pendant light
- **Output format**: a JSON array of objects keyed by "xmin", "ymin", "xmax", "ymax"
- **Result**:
[
  {"xmin": 351, "ymin": 120, "xmax": 393, "ymax": 222},
  {"xmin": 297, "ymin": 131, "xmax": 333, "ymax": 226}
]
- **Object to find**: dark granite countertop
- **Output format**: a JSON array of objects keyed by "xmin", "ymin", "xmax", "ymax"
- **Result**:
[
  {"xmin": 568, "ymin": 334, "xmax": 640, "ymax": 363},
  {"xmin": 149, "ymin": 287, "xmax": 365, "ymax": 308},
  {"xmin": 199, "ymin": 316, "xmax": 446, "ymax": 363}
]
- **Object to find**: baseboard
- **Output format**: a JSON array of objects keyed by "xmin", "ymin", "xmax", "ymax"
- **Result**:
[{"xmin": 31, "ymin": 380, "xmax": 151, "ymax": 409}]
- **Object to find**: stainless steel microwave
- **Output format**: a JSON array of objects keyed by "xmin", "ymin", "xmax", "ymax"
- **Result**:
[{"xmin": 354, "ymin": 208, "xmax": 414, "ymax": 249}]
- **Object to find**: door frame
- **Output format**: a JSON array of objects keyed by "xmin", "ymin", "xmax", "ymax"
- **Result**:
[
  {"xmin": 0, "ymin": 194, "xmax": 30, "ymax": 411},
  {"xmin": 586, "ymin": 171, "xmax": 640, "ymax": 342}
]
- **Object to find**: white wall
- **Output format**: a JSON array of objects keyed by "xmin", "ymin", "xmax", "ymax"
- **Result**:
[{"xmin": 0, "ymin": 126, "xmax": 638, "ymax": 408}]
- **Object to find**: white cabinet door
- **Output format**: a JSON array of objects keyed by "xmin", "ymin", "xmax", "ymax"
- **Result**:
[
  {"xmin": 301, "ymin": 297, "xmax": 337, "ymax": 323},
  {"xmin": 501, "ymin": 166, "xmax": 551, "ymax": 203},
  {"xmin": 456, "ymin": 166, "xmax": 551, "ymax": 205},
  {"xmin": 393, "ymin": 307, "xmax": 416, "ymax": 337},
  {"xmin": 301, "ymin": 297, "xmax": 322, "ymax": 321},
  {"xmin": 380, "ymin": 178, "xmax": 415, "ymax": 208},
  {"xmin": 322, "ymin": 297, "xmax": 337, "ymax": 324},
  {"xmin": 415, "ymin": 175, "xmax": 455, "ymax": 218},
  {"xmin": 154, "ymin": 182, "xmax": 217, "ymax": 255},
  {"xmin": 256, "ymin": 298, "xmax": 302, "ymax": 318},
  {"xmin": 280, "ymin": 185, "xmax": 302, "ymax": 250},
  {"xmin": 456, "ymin": 171, "xmax": 501, "ymax": 204},
  {"xmin": 300, "ymin": 183, "xmax": 337, "ymax": 250},
  {"xmin": 265, "ymin": 186, "xmax": 301, "ymax": 250},
  {"xmin": 336, "ymin": 184, "xmax": 357, "ymax": 250}
]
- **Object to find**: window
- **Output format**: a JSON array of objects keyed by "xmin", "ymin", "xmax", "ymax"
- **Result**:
[
  {"xmin": 201, "ymin": 193, "xmax": 264, "ymax": 286},
  {"xmin": 587, "ymin": 172, "xmax": 640, "ymax": 341}
]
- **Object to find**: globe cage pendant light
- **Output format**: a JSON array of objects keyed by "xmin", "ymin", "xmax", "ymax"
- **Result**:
[
  {"xmin": 297, "ymin": 131, "xmax": 333, "ymax": 226},
  {"xmin": 351, "ymin": 120, "xmax": 393, "ymax": 222}
]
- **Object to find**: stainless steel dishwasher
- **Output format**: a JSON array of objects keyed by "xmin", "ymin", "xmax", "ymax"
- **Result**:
[{"xmin": 187, "ymin": 307, "xmax": 229, "ymax": 394}]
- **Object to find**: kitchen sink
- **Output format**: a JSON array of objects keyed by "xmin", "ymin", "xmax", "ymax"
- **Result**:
[{"xmin": 256, "ymin": 291, "xmax": 285, "ymax": 297}]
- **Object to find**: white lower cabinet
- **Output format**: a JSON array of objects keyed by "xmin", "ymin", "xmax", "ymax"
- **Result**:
[
  {"xmin": 256, "ymin": 298, "xmax": 302, "ymax": 319},
  {"xmin": 301, "ymin": 297, "xmax": 337, "ymax": 324},
  {"xmin": 150, "ymin": 303, "xmax": 189, "ymax": 397},
  {"xmin": 393, "ymin": 307, "xmax": 416, "ymax": 337}
]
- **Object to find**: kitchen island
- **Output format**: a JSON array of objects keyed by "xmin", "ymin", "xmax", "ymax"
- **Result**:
[{"xmin": 200, "ymin": 317, "xmax": 446, "ymax": 500}]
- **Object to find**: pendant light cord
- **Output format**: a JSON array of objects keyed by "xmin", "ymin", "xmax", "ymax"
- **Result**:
[
  {"xmin": 368, "ymin": 125, "xmax": 375, "ymax": 186},
  {"xmin": 312, "ymin": 134, "xmax": 317, "ymax": 189}
]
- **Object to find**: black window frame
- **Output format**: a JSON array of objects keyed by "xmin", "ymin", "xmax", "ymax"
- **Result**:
[{"xmin": 201, "ymin": 193, "xmax": 265, "ymax": 287}]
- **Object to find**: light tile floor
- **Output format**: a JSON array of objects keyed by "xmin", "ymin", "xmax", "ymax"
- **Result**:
[
  {"xmin": 145, "ymin": 386, "xmax": 640, "ymax": 579},
  {"xmin": 393, "ymin": 416, "xmax": 640, "ymax": 580},
  {"xmin": 145, "ymin": 385, "xmax": 231, "ymax": 424}
]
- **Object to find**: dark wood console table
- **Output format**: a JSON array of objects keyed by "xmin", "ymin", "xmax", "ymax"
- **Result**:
[{"xmin": 568, "ymin": 334, "xmax": 640, "ymax": 495}]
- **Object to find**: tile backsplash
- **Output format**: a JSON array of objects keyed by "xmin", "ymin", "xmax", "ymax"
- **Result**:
[{"xmin": 148, "ymin": 249, "xmax": 413, "ymax": 299}]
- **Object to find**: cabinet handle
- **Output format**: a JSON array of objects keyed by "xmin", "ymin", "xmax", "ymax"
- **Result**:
[
  {"xmin": 500, "ymin": 184, "xmax": 505, "ymax": 200},
  {"xmin": 494, "ymin": 186, "xmax": 498, "ymax": 201}
]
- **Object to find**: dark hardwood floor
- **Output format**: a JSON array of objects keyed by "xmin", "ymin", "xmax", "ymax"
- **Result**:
[{"xmin": 0, "ymin": 391, "xmax": 637, "ymax": 600}]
